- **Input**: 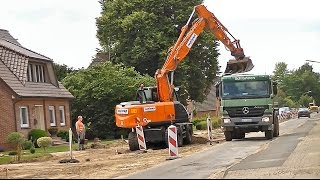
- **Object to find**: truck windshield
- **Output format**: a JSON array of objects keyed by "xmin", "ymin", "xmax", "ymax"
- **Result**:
[{"xmin": 222, "ymin": 81, "xmax": 270, "ymax": 99}]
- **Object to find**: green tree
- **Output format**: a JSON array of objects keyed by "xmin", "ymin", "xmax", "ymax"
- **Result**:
[
  {"xmin": 273, "ymin": 62, "xmax": 320, "ymax": 107},
  {"xmin": 53, "ymin": 63, "xmax": 76, "ymax": 81},
  {"xmin": 6, "ymin": 132, "xmax": 25, "ymax": 161},
  {"xmin": 274, "ymin": 88, "xmax": 287, "ymax": 107},
  {"xmin": 298, "ymin": 95, "xmax": 314, "ymax": 108},
  {"xmin": 272, "ymin": 62, "xmax": 289, "ymax": 88},
  {"xmin": 62, "ymin": 62, "xmax": 154, "ymax": 138},
  {"xmin": 285, "ymin": 63, "xmax": 320, "ymax": 104},
  {"xmin": 96, "ymin": 0, "xmax": 219, "ymax": 103}
]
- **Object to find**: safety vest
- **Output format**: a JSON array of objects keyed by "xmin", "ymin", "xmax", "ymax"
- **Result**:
[{"xmin": 76, "ymin": 120, "xmax": 84, "ymax": 133}]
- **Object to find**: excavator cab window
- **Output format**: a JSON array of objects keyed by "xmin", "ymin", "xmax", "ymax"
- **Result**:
[
  {"xmin": 136, "ymin": 90, "xmax": 147, "ymax": 103},
  {"xmin": 136, "ymin": 87, "xmax": 159, "ymax": 103},
  {"xmin": 173, "ymin": 87, "xmax": 180, "ymax": 102}
]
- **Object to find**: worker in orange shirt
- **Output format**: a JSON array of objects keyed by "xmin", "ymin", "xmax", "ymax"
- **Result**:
[{"xmin": 75, "ymin": 115, "xmax": 85, "ymax": 150}]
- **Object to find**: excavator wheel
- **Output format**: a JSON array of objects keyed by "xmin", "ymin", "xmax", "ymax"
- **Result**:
[
  {"xmin": 224, "ymin": 57, "xmax": 254, "ymax": 74},
  {"xmin": 128, "ymin": 132, "xmax": 139, "ymax": 151},
  {"xmin": 183, "ymin": 125, "xmax": 192, "ymax": 144}
]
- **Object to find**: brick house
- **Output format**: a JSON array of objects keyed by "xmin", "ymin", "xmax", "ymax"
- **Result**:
[
  {"xmin": 0, "ymin": 29, "xmax": 74, "ymax": 149},
  {"xmin": 187, "ymin": 77, "xmax": 221, "ymax": 119}
]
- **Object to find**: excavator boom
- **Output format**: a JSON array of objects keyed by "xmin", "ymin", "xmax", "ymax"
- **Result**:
[
  {"xmin": 115, "ymin": 4, "xmax": 255, "ymax": 150},
  {"xmin": 156, "ymin": 4, "xmax": 254, "ymax": 102}
]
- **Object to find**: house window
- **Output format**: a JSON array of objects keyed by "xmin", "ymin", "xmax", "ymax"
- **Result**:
[
  {"xmin": 20, "ymin": 106, "xmax": 29, "ymax": 128},
  {"xmin": 59, "ymin": 106, "xmax": 66, "ymax": 126},
  {"xmin": 27, "ymin": 63, "xmax": 45, "ymax": 82},
  {"xmin": 49, "ymin": 106, "xmax": 56, "ymax": 126}
]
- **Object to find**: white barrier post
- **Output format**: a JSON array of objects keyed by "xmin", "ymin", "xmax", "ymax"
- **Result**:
[
  {"xmin": 207, "ymin": 114, "xmax": 213, "ymax": 145},
  {"xmin": 69, "ymin": 128, "xmax": 73, "ymax": 159},
  {"xmin": 167, "ymin": 125, "xmax": 178, "ymax": 160},
  {"xmin": 135, "ymin": 125, "xmax": 147, "ymax": 151}
]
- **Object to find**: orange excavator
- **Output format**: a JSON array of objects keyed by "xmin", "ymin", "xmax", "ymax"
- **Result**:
[{"xmin": 115, "ymin": 4, "xmax": 254, "ymax": 151}]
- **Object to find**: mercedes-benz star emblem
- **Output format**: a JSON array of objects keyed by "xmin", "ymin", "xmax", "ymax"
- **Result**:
[{"xmin": 242, "ymin": 107, "xmax": 249, "ymax": 114}]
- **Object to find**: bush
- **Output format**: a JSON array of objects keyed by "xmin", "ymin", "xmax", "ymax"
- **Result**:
[
  {"xmin": 57, "ymin": 130, "xmax": 68, "ymax": 140},
  {"xmin": 8, "ymin": 151, "xmax": 18, "ymax": 156},
  {"xmin": 37, "ymin": 137, "xmax": 53, "ymax": 152},
  {"xmin": 192, "ymin": 116, "xmax": 221, "ymax": 130},
  {"xmin": 28, "ymin": 129, "xmax": 48, "ymax": 148},
  {"xmin": 48, "ymin": 127, "xmax": 58, "ymax": 136},
  {"xmin": 30, "ymin": 147, "xmax": 36, "ymax": 154},
  {"xmin": 22, "ymin": 140, "xmax": 33, "ymax": 150},
  {"xmin": 195, "ymin": 121, "xmax": 208, "ymax": 130},
  {"xmin": 211, "ymin": 117, "xmax": 221, "ymax": 128},
  {"xmin": 6, "ymin": 132, "xmax": 25, "ymax": 161}
]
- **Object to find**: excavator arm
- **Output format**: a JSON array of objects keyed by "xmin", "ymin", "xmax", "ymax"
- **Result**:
[{"xmin": 155, "ymin": 4, "xmax": 254, "ymax": 102}]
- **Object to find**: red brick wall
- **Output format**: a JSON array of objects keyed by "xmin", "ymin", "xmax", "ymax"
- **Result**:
[
  {"xmin": 15, "ymin": 99, "xmax": 71, "ymax": 138},
  {"xmin": 0, "ymin": 80, "xmax": 16, "ymax": 150},
  {"xmin": 44, "ymin": 99, "xmax": 71, "ymax": 131}
]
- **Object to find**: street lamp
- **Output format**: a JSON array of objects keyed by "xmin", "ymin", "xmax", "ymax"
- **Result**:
[{"xmin": 306, "ymin": 60, "xmax": 320, "ymax": 63}]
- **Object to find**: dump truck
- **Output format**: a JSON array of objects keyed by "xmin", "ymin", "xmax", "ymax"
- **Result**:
[
  {"xmin": 115, "ymin": 4, "xmax": 254, "ymax": 151},
  {"xmin": 216, "ymin": 74, "xmax": 279, "ymax": 141}
]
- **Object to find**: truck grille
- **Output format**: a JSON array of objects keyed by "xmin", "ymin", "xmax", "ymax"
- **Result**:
[{"xmin": 224, "ymin": 106, "xmax": 267, "ymax": 117}]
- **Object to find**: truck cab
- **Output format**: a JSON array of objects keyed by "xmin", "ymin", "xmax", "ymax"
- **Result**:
[
  {"xmin": 216, "ymin": 74, "xmax": 279, "ymax": 141},
  {"xmin": 308, "ymin": 101, "xmax": 319, "ymax": 113}
]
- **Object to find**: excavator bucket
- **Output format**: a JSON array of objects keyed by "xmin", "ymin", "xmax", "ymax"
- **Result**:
[{"xmin": 224, "ymin": 57, "xmax": 254, "ymax": 74}]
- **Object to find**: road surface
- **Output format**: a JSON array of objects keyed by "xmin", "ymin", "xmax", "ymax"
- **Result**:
[{"xmin": 118, "ymin": 114, "xmax": 320, "ymax": 179}]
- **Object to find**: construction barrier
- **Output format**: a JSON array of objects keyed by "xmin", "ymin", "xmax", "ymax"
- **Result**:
[
  {"xmin": 135, "ymin": 125, "xmax": 147, "ymax": 150},
  {"xmin": 69, "ymin": 128, "xmax": 73, "ymax": 159},
  {"xmin": 167, "ymin": 125, "xmax": 178, "ymax": 159},
  {"xmin": 207, "ymin": 115, "xmax": 213, "ymax": 145}
]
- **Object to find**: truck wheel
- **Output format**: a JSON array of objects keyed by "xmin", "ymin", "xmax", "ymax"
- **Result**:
[
  {"xmin": 128, "ymin": 132, "xmax": 139, "ymax": 151},
  {"xmin": 273, "ymin": 115, "xmax": 280, "ymax": 137},
  {"xmin": 224, "ymin": 131, "xmax": 232, "ymax": 141},
  {"xmin": 183, "ymin": 126, "xmax": 192, "ymax": 145},
  {"xmin": 265, "ymin": 130, "xmax": 273, "ymax": 140}
]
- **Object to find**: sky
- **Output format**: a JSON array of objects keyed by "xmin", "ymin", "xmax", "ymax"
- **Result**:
[{"xmin": 1, "ymin": 0, "xmax": 320, "ymax": 74}]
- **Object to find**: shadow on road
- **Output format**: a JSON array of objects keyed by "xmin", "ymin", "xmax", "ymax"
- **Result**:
[{"xmin": 233, "ymin": 136, "xmax": 269, "ymax": 142}]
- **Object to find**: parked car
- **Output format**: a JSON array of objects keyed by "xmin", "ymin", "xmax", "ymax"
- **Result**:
[{"xmin": 298, "ymin": 108, "xmax": 311, "ymax": 118}]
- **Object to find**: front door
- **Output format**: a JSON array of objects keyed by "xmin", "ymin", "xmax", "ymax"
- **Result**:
[{"xmin": 34, "ymin": 105, "xmax": 45, "ymax": 130}]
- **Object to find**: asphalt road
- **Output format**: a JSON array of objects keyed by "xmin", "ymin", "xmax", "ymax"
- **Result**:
[{"xmin": 117, "ymin": 113, "xmax": 320, "ymax": 179}]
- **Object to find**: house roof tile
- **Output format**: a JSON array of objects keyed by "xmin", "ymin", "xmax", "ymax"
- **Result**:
[
  {"xmin": 0, "ymin": 60, "xmax": 73, "ymax": 98},
  {"xmin": 0, "ymin": 29, "xmax": 21, "ymax": 45},
  {"xmin": 0, "ymin": 39, "xmax": 51, "ymax": 61},
  {"xmin": 194, "ymin": 83, "xmax": 217, "ymax": 112},
  {"xmin": 0, "ymin": 29, "xmax": 73, "ymax": 99},
  {"xmin": 0, "ymin": 46, "xmax": 28, "ymax": 84}
]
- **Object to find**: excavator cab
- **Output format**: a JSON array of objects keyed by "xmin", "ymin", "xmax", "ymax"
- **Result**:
[
  {"xmin": 136, "ymin": 86, "xmax": 179, "ymax": 103},
  {"xmin": 224, "ymin": 57, "xmax": 254, "ymax": 74},
  {"xmin": 136, "ymin": 87, "xmax": 159, "ymax": 103}
]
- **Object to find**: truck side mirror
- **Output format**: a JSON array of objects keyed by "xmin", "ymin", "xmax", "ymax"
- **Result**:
[{"xmin": 272, "ymin": 81, "xmax": 278, "ymax": 96}]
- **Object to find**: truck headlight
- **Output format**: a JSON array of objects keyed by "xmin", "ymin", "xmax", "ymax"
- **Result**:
[
  {"xmin": 262, "ymin": 117, "xmax": 270, "ymax": 122},
  {"xmin": 223, "ymin": 118, "xmax": 231, "ymax": 123}
]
